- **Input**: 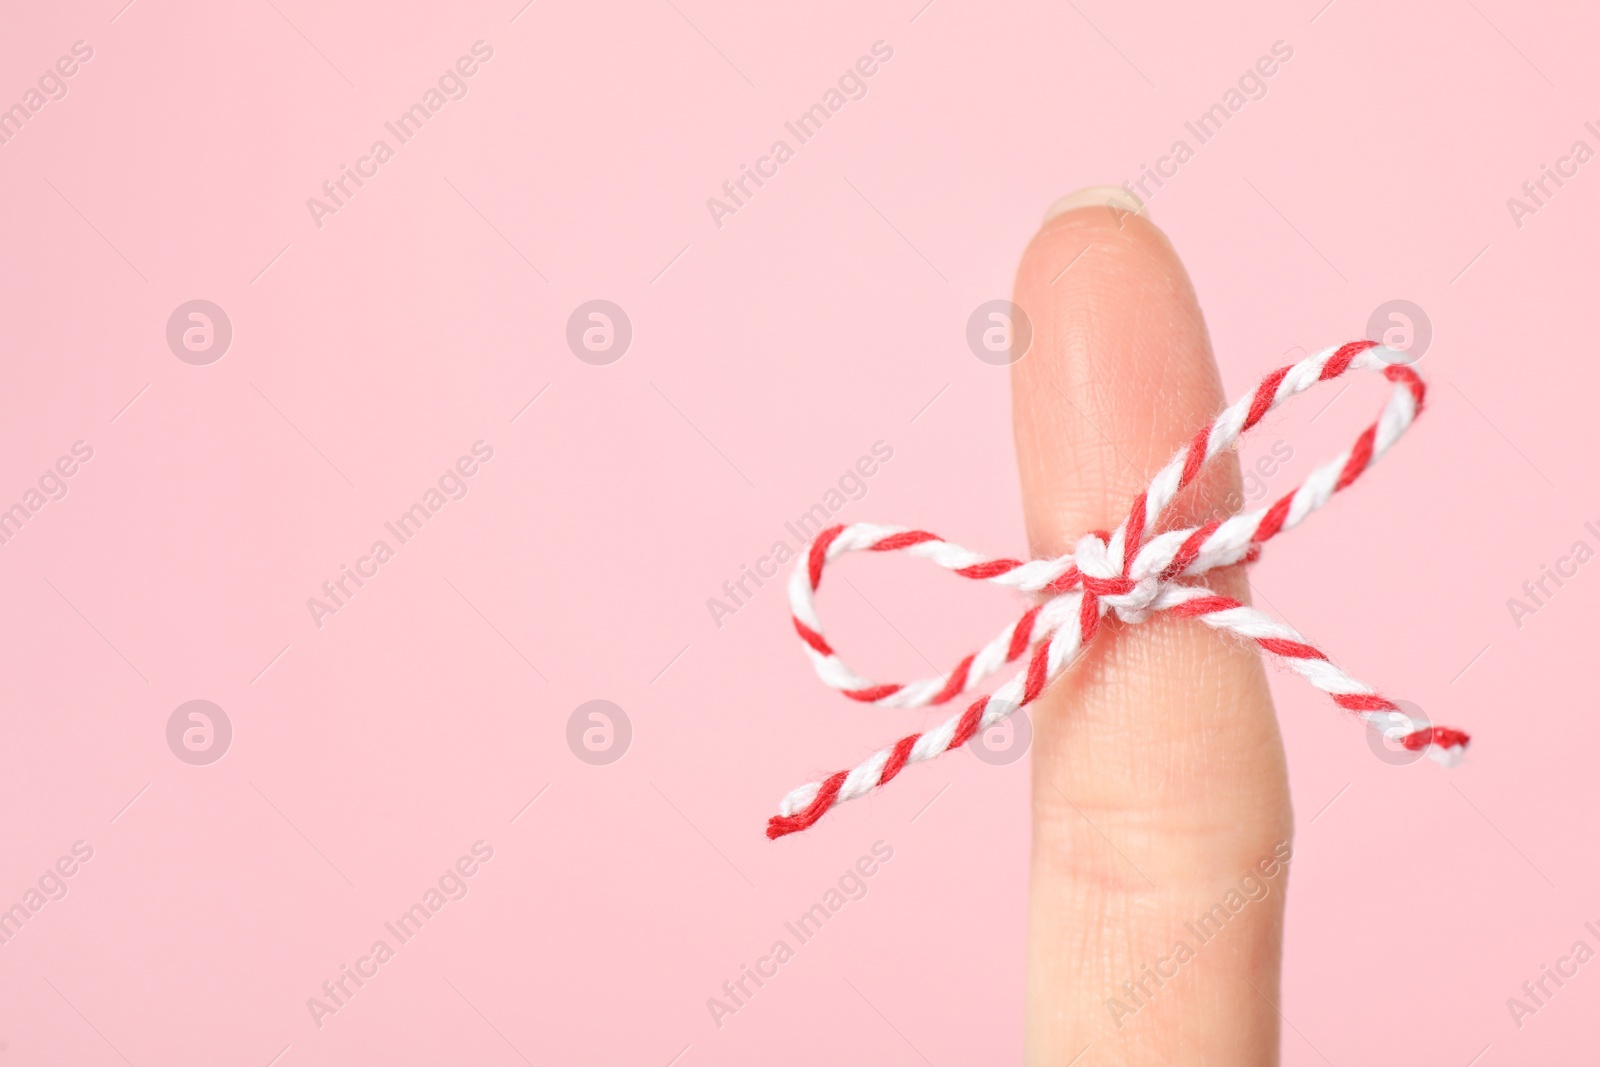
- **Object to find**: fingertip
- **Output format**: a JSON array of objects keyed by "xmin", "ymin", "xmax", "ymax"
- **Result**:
[
  {"xmin": 1010, "ymin": 196, "xmax": 1234, "ymax": 556},
  {"xmin": 1018, "ymin": 196, "xmax": 1179, "ymax": 314},
  {"xmin": 1041, "ymin": 185, "xmax": 1147, "ymax": 225}
]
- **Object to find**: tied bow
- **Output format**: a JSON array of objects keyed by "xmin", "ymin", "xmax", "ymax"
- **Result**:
[{"xmin": 769, "ymin": 341, "xmax": 1470, "ymax": 839}]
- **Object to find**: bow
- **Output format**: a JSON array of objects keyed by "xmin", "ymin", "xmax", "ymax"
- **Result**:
[{"xmin": 769, "ymin": 340, "xmax": 1469, "ymax": 839}]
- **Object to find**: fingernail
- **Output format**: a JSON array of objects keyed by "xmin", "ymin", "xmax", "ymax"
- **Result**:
[{"xmin": 1043, "ymin": 185, "xmax": 1147, "ymax": 224}]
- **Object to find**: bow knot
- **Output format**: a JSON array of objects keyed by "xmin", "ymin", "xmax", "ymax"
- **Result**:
[
  {"xmin": 768, "ymin": 341, "xmax": 1470, "ymax": 839},
  {"xmin": 1072, "ymin": 533, "xmax": 1162, "ymax": 623}
]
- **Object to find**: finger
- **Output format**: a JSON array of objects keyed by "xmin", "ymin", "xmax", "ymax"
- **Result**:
[
  {"xmin": 1013, "ymin": 190, "xmax": 1291, "ymax": 1065},
  {"xmin": 1010, "ymin": 188, "xmax": 1282, "ymax": 825},
  {"xmin": 1014, "ymin": 188, "xmax": 1236, "ymax": 553}
]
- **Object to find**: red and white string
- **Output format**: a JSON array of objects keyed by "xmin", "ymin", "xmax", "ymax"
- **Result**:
[{"xmin": 768, "ymin": 340, "xmax": 1470, "ymax": 839}]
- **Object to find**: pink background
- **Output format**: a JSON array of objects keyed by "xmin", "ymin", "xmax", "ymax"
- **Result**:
[{"xmin": 0, "ymin": 0, "xmax": 1594, "ymax": 1063}]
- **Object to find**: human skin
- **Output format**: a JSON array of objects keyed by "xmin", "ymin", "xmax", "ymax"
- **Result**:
[{"xmin": 1014, "ymin": 188, "xmax": 1292, "ymax": 1065}]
